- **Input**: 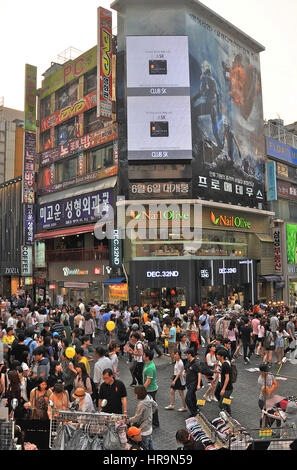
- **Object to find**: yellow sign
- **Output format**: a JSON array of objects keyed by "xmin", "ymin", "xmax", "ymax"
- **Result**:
[
  {"xmin": 197, "ymin": 400, "xmax": 206, "ymax": 406},
  {"xmin": 108, "ymin": 284, "xmax": 128, "ymax": 301},
  {"xmin": 222, "ymin": 398, "xmax": 232, "ymax": 405},
  {"xmin": 259, "ymin": 429, "xmax": 273, "ymax": 437}
]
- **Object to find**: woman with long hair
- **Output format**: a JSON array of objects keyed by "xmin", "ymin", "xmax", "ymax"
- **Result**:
[
  {"xmin": 227, "ymin": 320, "xmax": 238, "ymax": 359},
  {"xmin": 29, "ymin": 377, "xmax": 51, "ymax": 420},
  {"xmin": 5, "ymin": 370, "xmax": 30, "ymax": 419},
  {"xmin": 186, "ymin": 315, "xmax": 199, "ymax": 355},
  {"xmin": 48, "ymin": 360, "xmax": 64, "ymax": 389},
  {"xmin": 73, "ymin": 363, "xmax": 92, "ymax": 396}
]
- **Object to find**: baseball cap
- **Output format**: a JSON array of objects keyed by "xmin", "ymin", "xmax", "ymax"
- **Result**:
[
  {"xmin": 21, "ymin": 363, "xmax": 29, "ymax": 371},
  {"xmin": 127, "ymin": 427, "xmax": 141, "ymax": 438}
]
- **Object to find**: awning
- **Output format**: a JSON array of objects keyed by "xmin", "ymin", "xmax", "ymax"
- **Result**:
[
  {"xmin": 35, "ymin": 224, "xmax": 96, "ymax": 240},
  {"xmin": 256, "ymin": 234, "xmax": 274, "ymax": 243},
  {"xmin": 103, "ymin": 277, "xmax": 126, "ymax": 285},
  {"xmin": 259, "ymin": 275, "xmax": 283, "ymax": 282}
]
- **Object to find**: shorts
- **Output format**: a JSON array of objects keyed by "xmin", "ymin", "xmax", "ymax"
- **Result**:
[
  {"xmin": 171, "ymin": 375, "xmax": 186, "ymax": 391},
  {"xmin": 168, "ymin": 342, "xmax": 177, "ymax": 354},
  {"xmin": 201, "ymin": 329, "xmax": 210, "ymax": 340}
]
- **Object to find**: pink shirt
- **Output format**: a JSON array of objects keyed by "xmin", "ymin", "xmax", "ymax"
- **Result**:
[{"xmin": 252, "ymin": 318, "xmax": 260, "ymax": 335}]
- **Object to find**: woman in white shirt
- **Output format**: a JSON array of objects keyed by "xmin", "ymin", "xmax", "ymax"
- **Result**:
[
  {"xmin": 165, "ymin": 351, "xmax": 187, "ymax": 412},
  {"xmin": 203, "ymin": 344, "xmax": 219, "ymax": 402},
  {"xmin": 256, "ymin": 320, "xmax": 265, "ymax": 358}
]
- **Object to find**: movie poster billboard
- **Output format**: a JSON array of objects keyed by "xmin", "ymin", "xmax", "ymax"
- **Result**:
[
  {"xmin": 97, "ymin": 7, "xmax": 113, "ymax": 119},
  {"xmin": 186, "ymin": 13, "xmax": 266, "ymax": 209},
  {"xmin": 287, "ymin": 224, "xmax": 297, "ymax": 266}
]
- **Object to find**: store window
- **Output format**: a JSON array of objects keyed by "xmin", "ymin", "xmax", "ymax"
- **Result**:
[
  {"xmin": 40, "ymin": 130, "xmax": 52, "ymax": 151},
  {"xmin": 131, "ymin": 230, "xmax": 248, "ymax": 260},
  {"xmin": 56, "ymin": 156, "xmax": 78, "ymax": 183},
  {"xmin": 84, "ymin": 68, "xmax": 97, "ymax": 95},
  {"xmin": 40, "ymin": 95, "xmax": 51, "ymax": 120},
  {"xmin": 87, "ymin": 145, "xmax": 113, "ymax": 172},
  {"xmin": 55, "ymin": 81, "xmax": 78, "ymax": 110},
  {"xmin": 55, "ymin": 118, "xmax": 78, "ymax": 146},
  {"xmin": 84, "ymin": 108, "xmax": 104, "ymax": 135}
]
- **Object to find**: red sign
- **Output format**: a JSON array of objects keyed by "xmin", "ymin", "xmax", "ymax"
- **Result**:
[
  {"xmin": 94, "ymin": 267, "xmax": 101, "ymax": 275},
  {"xmin": 97, "ymin": 7, "xmax": 113, "ymax": 119},
  {"xmin": 39, "ymin": 123, "xmax": 118, "ymax": 167},
  {"xmin": 41, "ymin": 91, "xmax": 97, "ymax": 132},
  {"xmin": 49, "ymin": 284, "xmax": 56, "ymax": 290}
]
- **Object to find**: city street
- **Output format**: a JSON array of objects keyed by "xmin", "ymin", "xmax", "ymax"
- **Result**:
[{"xmin": 112, "ymin": 344, "xmax": 297, "ymax": 450}]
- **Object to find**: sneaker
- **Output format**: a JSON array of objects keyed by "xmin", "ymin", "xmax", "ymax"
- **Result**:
[
  {"xmin": 245, "ymin": 357, "xmax": 250, "ymax": 363},
  {"xmin": 211, "ymin": 396, "xmax": 218, "ymax": 402},
  {"xmin": 178, "ymin": 407, "xmax": 187, "ymax": 412},
  {"xmin": 165, "ymin": 405, "xmax": 175, "ymax": 410},
  {"xmin": 203, "ymin": 394, "xmax": 211, "ymax": 402}
]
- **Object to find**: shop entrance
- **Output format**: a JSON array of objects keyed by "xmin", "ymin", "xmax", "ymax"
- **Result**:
[
  {"xmin": 201, "ymin": 284, "xmax": 248, "ymax": 308},
  {"xmin": 139, "ymin": 287, "xmax": 186, "ymax": 308}
]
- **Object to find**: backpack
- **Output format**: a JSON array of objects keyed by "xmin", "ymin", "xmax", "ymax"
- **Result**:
[
  {"xmin": 144, "ymin": 325, "xmax": 156, "ymax": 343},
  {"xmin": 230, "ymin": 364, "xmax": 238, "ymax": 384},
  {"xmin": 264, "ymin": 332, "xmax": 272, "ymax": 349}
]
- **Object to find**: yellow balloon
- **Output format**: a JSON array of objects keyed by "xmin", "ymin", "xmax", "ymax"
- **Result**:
[
  {"xmin": 65, "ymin": 347, "xmax": 76, "ymax": 359},
  {"xmin": 106, "ymin": 320, "xmax": 115, "ymax": 332}
]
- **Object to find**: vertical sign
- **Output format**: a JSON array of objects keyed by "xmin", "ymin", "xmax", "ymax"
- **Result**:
[
  {"xmin": 273, "ymin": 228, "xmax": 282, "ymax": 273},
  {"xmin": 24, "ymin": 204, "xmax": 35, "ymax": 246},
  {"xmin": 110, "ymin": 229, "xmax": 123, "ymax": 268},
  {"xmin": 21, "ymin": 245, "xmax": 33, "ymax": 276},
  {"xmin": 24, "ymin": 64, "xmax": 37, "ymax": 132},
  {"xmin": 97, "ymin": 7, "xmax": 113, "ymax": 119},
  {"xmin": 266, "ymin": 161, "xmax": 277, "ymax": 201},
  {"xmin": 22, "ymin": 131, "xmax": 36, "ymax": 204}
]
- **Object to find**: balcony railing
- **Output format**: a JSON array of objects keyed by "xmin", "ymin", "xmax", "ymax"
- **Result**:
[
  {"xmin": 264, "ymin": 121, "xmax": 297, "ymax": 149},
  {"xmin": 46, "ymin": 247, "xmax": 109, "ymax": 262}
]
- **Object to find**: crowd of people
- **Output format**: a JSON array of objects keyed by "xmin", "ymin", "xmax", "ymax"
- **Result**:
[{"xmin": 0, "ymin": 293, "xmax": 296, "ymax": 450}]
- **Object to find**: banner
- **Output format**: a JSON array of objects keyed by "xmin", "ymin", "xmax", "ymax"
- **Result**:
[
  {"xmin": 266, "ymin": 161, "xmax": 277, "ymax": 201},
  {"xmin": 37, "ymin": 188, "xmax": 113, "ymax": 230},
  {"xmin": 273, "ymin": 228, "xmax": 282, "ymax": 273},
  {"xmin": 287, "ymin": 224, "xmax": 297, "ymax": 266},
  {"xmin": 39, "ymin": 123, "xmax": 118, "ymax": 166},
  {"xmin": 21, "ymin": 246, "xmax": 33, "ymax": 276},
  {"xmin": 41, "ymin": 90, "xmax": 97, "ymax": 132},
  {"xmin": 97, "ymin": 7, "xmax": 113, "ymax": 119},
  {"xmin": 22, "ymin": 131, "xmax": 36, "ymax": 204},
  {"xmin": 24, "ymin": 204, "xmax": 35, "ymax": 245},
  {"xmin": 24, "ymin": 64, "xmax": 37, "ymax": 132},
  {"xmin": 187, "ymin": 13, "xmax": 266, "ymax": 209},
  {"xmin": 266, "ymin": 137, "xmax": 297, "ymax": 166}
]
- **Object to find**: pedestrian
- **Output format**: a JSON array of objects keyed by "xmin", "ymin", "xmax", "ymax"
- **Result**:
[
  {"xmin": 29, "ymin": 377, "xmax": 51, "ymax": 420},
  {"xmin": 199, "ymin": 310, "xmax": 211, "ymax": 347},
  {"xmin": 165, "ymin": 350, "xmax": 187, "ymax": 412},
  {"xmin": 98, "ymin": 368, "xmax": 127, "ymax": 415},
  {"xmin": 240, "ymin": 317, "xmax": 253, "ymax": 364},
  {"xmin": 108, "ymin": 341, "xmax": 120, "ymax": 376},
  {"xmin": 183, "ymin": 348, "xmax": 201, "ymax": 417},
  {"xmin": 203, "ymin": 343, "xmax": 219, "ymax": 402},
  {"xmin": 263, "ymin": 324, "xmax": 275, "ymax": 367},
  {"xmin": 83, "ymin": 311, "xmax": 95, "ymax": 344},
  {"xmin": 125, "ymin": 333, "xmax": 144, "ymax": 386},
  {"xmin": 93, "ymin": 346, "xmax": 112, "ymax": 393},
  {"xmin": 214, "ymin": 349, "xmax": 233, "ymax": 415},
  {"xmin": 176, "ymin": 428, "xmax": 204, "ymax": 450},
  {"xmin": 275, "ymin": 323, "xmax": 290, "ymax": 365},
  {"xmin": 48, "ymin": 382, "xmax": 69, "ymax": 419},
  {"xmin": 73, "ymin": 363, "xmax": 93, "ymax": 396},
  {"xmin": 257, "ymin": 363, "xmax": 279, "ymax": 426},
  {"xmin": 126, "ymin": 427, "xmax": 144, "ymax": 450},
  {"xmin": 143, "ymin": 348, "xmax": 159, "ymax": 427},
  {"xmin": 167, "ymin": 319, "xmax": 177, "ymax": 364},
  {"xmin": 128, "ymin": 385, "xmax": 157, "ymax": 450},
  {"xmin": 186, "ymin": 316, "xmax": 199, "ymax": 355},
  {"xmin": 72, "ymin": 387, "xmax": 95, "ymax": 412}
]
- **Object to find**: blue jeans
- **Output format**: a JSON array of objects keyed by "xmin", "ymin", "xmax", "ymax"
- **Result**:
[{"xmin": 141, "ymin": 434, "xmax": 154, "ymax": 450}]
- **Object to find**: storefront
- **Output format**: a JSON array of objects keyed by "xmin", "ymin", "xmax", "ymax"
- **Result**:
[
  {"xmin": 46, "ymin": 260, "xmax": 111, "ymax": 306},
  {"xmin": 123, "ymin": 202, "xmax": 275, "ymax": 307}
]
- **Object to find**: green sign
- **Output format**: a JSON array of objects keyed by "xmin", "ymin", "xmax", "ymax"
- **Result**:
[
  {"xmin": 286, "ymin": 224, "xmax": 297, "ymax": 265},
  {"xmin": 24, "ymin": 64, "xmax": 37, "ymax": 132}
]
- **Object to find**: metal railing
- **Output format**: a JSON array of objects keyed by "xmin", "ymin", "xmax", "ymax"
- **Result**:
[{"xmin": 264, "ymin": 121, "xmax": 297, "ymax": 149}]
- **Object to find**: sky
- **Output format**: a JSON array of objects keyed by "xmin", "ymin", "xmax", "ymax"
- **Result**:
[{"xmin": 0, "ymin": 0, "xmax": 296, "ymax": 125}]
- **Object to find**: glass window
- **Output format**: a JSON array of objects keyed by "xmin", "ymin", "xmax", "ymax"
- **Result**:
[
  {"xmin": 41, "ymin": 130, "xmax": 52, "ymax": 151},
  {"xmin": 55, "ymin": 119, "xmax": 77, "ymax": 146},
  {"xmin": 88, "ymin": 145, "xmax": 113, "ymax": 172},
  {"xmin": 84, "ymin": 68, "xmax": 97, "ymax": 95},
  {"xmin": 40, "ymin": 96, "xmax": 51, "ymax": 120},
  {"xmin": 84, "ymin": 109, "xmax": 104, "ymax": 134},
  {"xmin": 63, "ymin": 157, "xmax": 77, "ymax": 181},
  {"xmin": 55, "ymin": 81, "xmax": 78, "ymax": 110}
]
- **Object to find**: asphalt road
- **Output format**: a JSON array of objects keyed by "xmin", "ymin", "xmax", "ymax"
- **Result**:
[{"xmin": 113, "ymin": 344, "xmax": 297, "ymax": 450}]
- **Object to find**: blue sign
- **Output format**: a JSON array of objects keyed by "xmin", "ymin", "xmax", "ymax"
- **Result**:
[
  {"xmin": 266, "ymin": 137, "xmax": 297, "ymax": 166},
  {"xmin": 266, "ymin": 161, "xmax": 277, "ymax": 201}
]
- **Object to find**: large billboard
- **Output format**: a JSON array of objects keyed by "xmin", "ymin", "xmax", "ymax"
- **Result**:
[
  {"xmin": 287, "ymin": 223, "xmax": 297, "ymax": 266},
  {"xmin": 187, "ymin": 13, "xmax": 266, "ymax": 209},
  {"xmin": 126, "ymin": 36, "xmax": 192, "ymax": 161}
]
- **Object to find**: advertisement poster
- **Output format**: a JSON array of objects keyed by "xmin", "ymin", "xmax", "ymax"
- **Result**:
[
  {"xmin": 187, "ymin": 13, "xmax": 266, "ymax": 209},
  {"xmin": 23, "ymin": 131, "xmax": 36, "ymax": 204},
  {"xmin": 287, "ymin": 224, "xmax": 297, "ymax": 265},
  {"xmin": 24, "ymin": 204, "xmax": 35, "ymax": 246},
  {"xmin": 97, "ymin": 7, "xmax": 113, "ymax": 119},
  {"xmin": 126, "ymin": 36, "xmax": 192, "ymax": 161}
]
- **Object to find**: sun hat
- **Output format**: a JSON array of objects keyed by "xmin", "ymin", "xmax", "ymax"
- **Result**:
[{"xmin": 72, "ymin": 388, "xmax": 86, "ymax": 399}]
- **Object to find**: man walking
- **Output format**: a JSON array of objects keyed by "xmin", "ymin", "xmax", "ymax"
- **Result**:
[
  {"xmin": 183, "ymin": 348, "xmax": 201, "ymax": 417},
  {"xmin": 143, "ymin": 348, "xmax": 159, "ymax": 427}
]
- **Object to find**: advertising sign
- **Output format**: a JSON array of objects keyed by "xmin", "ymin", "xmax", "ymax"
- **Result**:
[
  {"xmin": 277, "ymin": 181, "xmax": 297, "ymax": 201},
  {"xmin": 21, "ymin": 246, "xmax": 33, "ymax": 276},
  {"xmin": 39, "ymin": 123, "xmax": 118, "ymax": 167},
  {"xmin": 22, "ymin": 131, "xmax": 36, "ymax": 204},
  {"xmin": 41, "ymin": 46, "xmax": 97, "ymax": 100},
  {"xmin": 24, "ymin": 204, "xmax": 35, "ymax": 246},
  {"xmin": 97, "ymin": 7, "xmax": 113, "ymax": 119},
  {"xmin": 266, "ymin": 161, "xmax": 277, "ymax": 201},
  {"xmin": 110, "ymin": 229, "xmax": 123, "ymax": 268},
  {"xmin": 37, "ymin": 188, "xmax": 112, "ymax": 230},
  {"xmin": 129, "ymin": 182, "xmax": 191, "ymax": 199},
  {"xmin": 126, "ymin": 36, "xmax": 192, "ymax": 161},
  {"xmin": 273, "ymin": 228, "xmax": 282, "ymax": 273},
  {"xmin": 286, "ymin": 224, "xmax": 297, "ymax": 266},
  {"xmin": 24, "ymin": 64, "xmax": 37, "ymax": 132},
  {"xmin": 41, "ymin": 91, "xmax": 97, "ymax": 132},
  {"xmin": 266, "ymin": 137, "xmax": 297, "ymax": 166},
  {"xmin": 35, "ymin": 241, "xmax": 46, "ymax": 268},
  {"xmin": 187, "ymin": 13, "xmax": 266, "ymax": 209}
]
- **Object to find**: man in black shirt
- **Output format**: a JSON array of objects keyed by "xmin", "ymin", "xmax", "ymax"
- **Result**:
[
  {"xmin": 98, "ymin": 368, "xmax": 127, "ymax": 415},
  {"xmin": 183, "ymin": 349, "xmax": 201, "ymax": 417},
  {"xmin": 214, "ymin": 349, "xmax": 233, "ymax": 415},
  {"xmin": 240, "ymin": 318, "xmax": 253, "ymax": 364},
  {"xmin": 11, "ymin": 333, "xmax": 29, "ymax": 364}
]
